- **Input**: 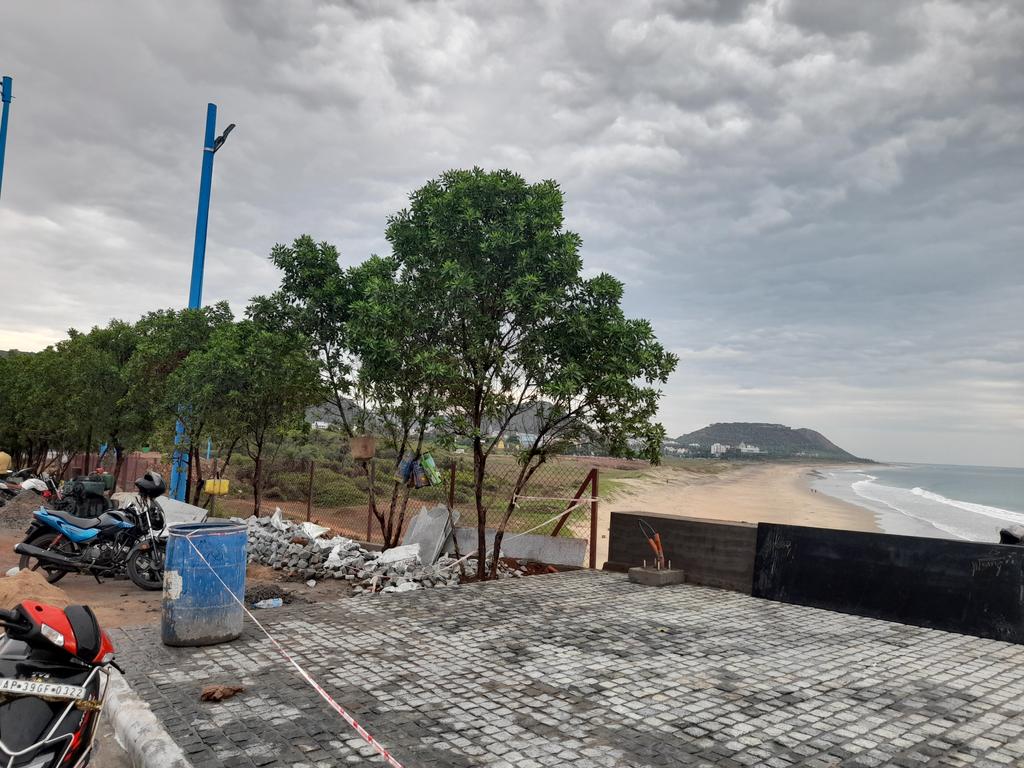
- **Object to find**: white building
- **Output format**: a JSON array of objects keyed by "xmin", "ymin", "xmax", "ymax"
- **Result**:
[
  {"xmin": 738, "ymin": 442, "xmax": 761, "ymax": 454},
  {"xmin": 710, "ymin": 443, "xmax": 729, "ymax": 457}
]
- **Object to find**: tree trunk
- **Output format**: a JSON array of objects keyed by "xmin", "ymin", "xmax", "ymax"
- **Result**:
[
  {"xmin": 112, "ymin": 446, "xmax": 125, "ymax": 493},
  {"xmin": 185, "ymin": 444, "xmax": 196, "ymax": 502},
  {"xmin": 391, "ymin": 422, "xmax": 428, "ymax": 549},
  {"xmin": 474, "ymin": 437, "xmax": 487, "ymax": 580},
  {"xmin": 191, "ymin": 446, "xmax": 205, "ymax": 506},
  {"xmin": 83, "ymin": 427, "xmax": 93, "ymax": 475},
  {"xmin": 252, "ymin": 452, "xmax": 263, "ymax": 517},
  {"xmin": 489, "ymin": 459, "xmax": 541, "ymax": 579}
]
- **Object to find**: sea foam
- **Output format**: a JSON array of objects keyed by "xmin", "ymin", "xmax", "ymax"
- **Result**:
[{"xmin": 909, "ymin": 486, "xmax": 1024, "ymax": 527}]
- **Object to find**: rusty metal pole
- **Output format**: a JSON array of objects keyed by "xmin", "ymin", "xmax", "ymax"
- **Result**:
[
  {"xmin": 305, "ymin": 459, "xmax": 314, "ymax": 522},
  {"xmin": 448, "ymin": 459, "xmax": 457, "ymax": 511},
  {"xmin": 589, "ymin": 468, "xmax": 599, "ymax": 569}
]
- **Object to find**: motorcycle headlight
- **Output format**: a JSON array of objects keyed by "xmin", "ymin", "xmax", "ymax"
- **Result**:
[{"xmin": 40, "ymin": 623, "xmax": 65, "ymax": 647}]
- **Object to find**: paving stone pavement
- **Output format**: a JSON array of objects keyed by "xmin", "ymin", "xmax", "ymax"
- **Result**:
[{"xmin": 111, "ymin": 571, "xmax": 1024, "ymax": 767}]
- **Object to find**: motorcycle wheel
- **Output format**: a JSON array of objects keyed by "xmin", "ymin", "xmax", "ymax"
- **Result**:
[
  {"xmin": 127, "ymin": 542, "xmax": 165, "ymax": 591},
  {"xmin": 17, "ymin": 531, "xmax": 79, "ymax": 584}
]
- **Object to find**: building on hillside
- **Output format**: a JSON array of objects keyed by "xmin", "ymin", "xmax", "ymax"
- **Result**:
[
  {"xmin": 514, "ymin": 432, "xmax": 539, "ymax": 447},
  {"xmin": 738, "ymin": 442, "xmax": 761, "ymax": 454},
  {"xmin": 710, "ymin": 443, "xmax": 729, "ymax": 457}
]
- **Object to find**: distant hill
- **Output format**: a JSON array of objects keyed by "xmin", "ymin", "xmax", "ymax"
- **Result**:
[{"xmin": 675, "ymin": 422, "xmax": 866, "ymax": 461}]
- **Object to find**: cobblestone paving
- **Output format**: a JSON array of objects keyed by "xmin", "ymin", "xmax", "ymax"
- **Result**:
[{"xmin": 112, "ymin": 571, "xmax": 1024, "ymax": 767}]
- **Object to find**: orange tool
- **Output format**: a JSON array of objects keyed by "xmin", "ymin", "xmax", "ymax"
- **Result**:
[{"xmin": 638, "ymin": 519, "xmax": 666, "ymax": 569}]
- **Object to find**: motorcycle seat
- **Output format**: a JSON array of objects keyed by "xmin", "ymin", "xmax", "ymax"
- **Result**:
[{"xmin": 42, "ymin": 508, "xmax": 103, "ymax": 529}]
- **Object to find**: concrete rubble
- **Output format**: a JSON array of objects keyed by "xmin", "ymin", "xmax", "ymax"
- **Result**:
[{"xmin": 236, "ymin": 509, "xmax": 524, "ymax": 595}]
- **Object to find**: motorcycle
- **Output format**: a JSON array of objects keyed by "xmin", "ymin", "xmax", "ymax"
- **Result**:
[
  {"xmin": 14, "ymin": 472, "xmax": 167, "ymax": 591},
  {"xmin": 49, "ymin": 476, "xmax": 115, "ymax": 518},
  {"xmin": 0, "ymin": 599, "xmax": 121, "ymax": 767},
  {"xmin": 0, "ymin": 469, "xmax": 37, "ymax": 506}
]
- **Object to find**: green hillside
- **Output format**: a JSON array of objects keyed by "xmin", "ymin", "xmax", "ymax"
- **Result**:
[{"xmin": 676, "ymin": 422, "xmax": 866, "ymax": 461}]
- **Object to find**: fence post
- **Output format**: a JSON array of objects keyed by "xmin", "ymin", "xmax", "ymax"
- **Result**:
[
  {"xmin": 365, "ymin": 459, "xmax": 375, "ymax": 542},
  {"xmin": 589, "ymin": 468, "xmax": 599, "ymax": 569},
  {"xmin": 305, "ymin": 459, "xmax": 314, "ymax": 522},
  {"xmin": 448, "ymin": 459, "xmax": 457, "ymax": 511},
  {"xmin": 551, "ymin": 468, "xmax": 595, "ymax": 537}
]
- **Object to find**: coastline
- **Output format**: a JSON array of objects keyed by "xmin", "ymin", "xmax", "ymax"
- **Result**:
[{"xmin": 594, "ymin": 461, "xmax": 880, "ymax": 564}]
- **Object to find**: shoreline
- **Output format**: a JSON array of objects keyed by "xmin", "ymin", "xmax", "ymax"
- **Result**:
[{"xmin": 598, "ymin": 461, "xmax": 880, "ymax": 549}]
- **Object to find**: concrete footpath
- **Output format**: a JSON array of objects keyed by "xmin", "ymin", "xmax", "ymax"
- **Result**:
[{"xmin": 107, "ymin": 571, "xmax": 1024, "ymax": 767}]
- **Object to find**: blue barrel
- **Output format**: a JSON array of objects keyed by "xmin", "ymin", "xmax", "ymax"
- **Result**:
[{"xmin": 161, "ymin": 521, "xmax": 247, "ymax": 647}]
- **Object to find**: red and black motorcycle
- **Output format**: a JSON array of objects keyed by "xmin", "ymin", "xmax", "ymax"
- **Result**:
[{"xmin": 0, "ymin": 601, "xmax": 120, "ymax": 767}]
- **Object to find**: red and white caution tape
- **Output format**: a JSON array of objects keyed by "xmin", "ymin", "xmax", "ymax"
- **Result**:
[{"xmin": 182, "ymin": 533, "xmax": 405, "ymax": 768}]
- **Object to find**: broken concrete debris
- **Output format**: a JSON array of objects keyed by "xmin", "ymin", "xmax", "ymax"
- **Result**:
[{"xmin": 237, "ymin": 511, "xmax": 525, "ymax": 595}]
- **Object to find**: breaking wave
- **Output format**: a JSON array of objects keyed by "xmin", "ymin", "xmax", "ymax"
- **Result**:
[{"xmin": 909, "ymin": 486, "xmax": 1024, "ymax": 528}]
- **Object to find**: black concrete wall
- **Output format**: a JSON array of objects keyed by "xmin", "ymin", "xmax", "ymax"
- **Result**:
[
  {"xmin": 753, "ymin": 523, "xmax": 1024, "ymax": 644},
  {"xmin": 606, "ymin": 511, "xmax": 757, "ymax": 593}
]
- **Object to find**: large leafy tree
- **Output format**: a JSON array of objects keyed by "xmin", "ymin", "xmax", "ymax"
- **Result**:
[
  {"xmin": 180, "ymin": 318, "xmax": 322, "ymax": 515},
  {"xmin": 125, "ymin": 303, "xmax": 235, "ymax": 501},
  {"xmin": 57, "ymin": 320, "xmax": 147, "ymax": 482},
  {"xmin": 386, "ymin": 168, "xmax": 677, "ymax": 577},
  {"xmin": 0, "ymin": 321, "xmax": 148, "ymax": 479},
  {"xmin": 346, "ymin": 255, "xmax": 448, "ymax": 546},
  {"xmin": 0, "ymin": 349, "xmax": 79, "ymax": 471},
  {"xmin": 248, "ymin": 236, "xmax": 360, "ymax": 435}
]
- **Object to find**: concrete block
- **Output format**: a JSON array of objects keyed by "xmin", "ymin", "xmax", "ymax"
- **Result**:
[
  {"xmin": 628, "ymin": 566, "xmax": 686, "ymax": 587},
  {"xmin": 403, "ymin": 504, "xmax": 458, "ymax": 565},
  {"xmin": 449, "ymin": 527, "xmax": 587, "ymax": 566}
]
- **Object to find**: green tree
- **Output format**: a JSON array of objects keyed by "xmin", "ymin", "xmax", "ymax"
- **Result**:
[
  {"xmin": 386, "ymin": 168, "xmax": 677, "ymax": 577},
  {"xmin": 346, "ymin": 255, "xmax": 448, "ymax": 547},
  {"xmin": 183, "ymin": 319, "xmax": 322, "ymax": 515},
  {"xmin": 248, "ymin": 236, "xmax": 360, "ymax": 435},
  {"xmin": 125, "ymin": 303, "xmax": 235, "ymax": 501},
  {"xmin": 58, "ymin": 320, "xmax": 150, "ymax": 482}
]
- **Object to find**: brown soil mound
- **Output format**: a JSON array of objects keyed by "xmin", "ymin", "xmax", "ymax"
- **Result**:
[
  {"xmin": 0, "ymin": 490, "xmax": 47, "ymax": 530},
  {"xmin": 0, "ymin": 568, "xmax": 71, "ymax": 610}
]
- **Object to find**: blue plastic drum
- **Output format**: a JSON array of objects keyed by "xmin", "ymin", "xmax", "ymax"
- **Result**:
[{"xmin": 161, "ymin": 521, "xmax": 247, "ymax": 647}]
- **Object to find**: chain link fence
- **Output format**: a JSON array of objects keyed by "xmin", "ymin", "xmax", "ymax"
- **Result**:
[{"xmin": 215, "ymin": 451, "xmax": 598, "ymax": 560}]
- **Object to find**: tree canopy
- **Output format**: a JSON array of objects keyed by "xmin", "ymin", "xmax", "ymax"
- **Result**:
[{"xmin": 0, "ymin": 167, "xmax": 677, "ymax": 578}]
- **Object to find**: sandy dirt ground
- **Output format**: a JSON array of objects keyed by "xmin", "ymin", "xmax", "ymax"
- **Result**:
[
  {"xmin": 593, "ymin": 462, "xmax": 878, "ymax": 567},
  {"xmin": 0, "ymin": 532, "xmax": 351, "ymax": 628}
]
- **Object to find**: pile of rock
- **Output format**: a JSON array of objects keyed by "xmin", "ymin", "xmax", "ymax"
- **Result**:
[
  {"xmin": 0, "ymin": 490, "xmax": 48, "ymax": 530},
  {"xmin": 238, "ymin": 511, "xmax": 524, "ymax": 595}
]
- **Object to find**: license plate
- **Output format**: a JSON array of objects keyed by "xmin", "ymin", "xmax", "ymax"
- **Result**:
[{"xmin": 0, "ymin": 677, "xmax": 87, "ymax": 701}]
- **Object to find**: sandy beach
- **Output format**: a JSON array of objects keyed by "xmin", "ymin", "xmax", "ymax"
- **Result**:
[{"xmin": 594, "ymin": 462, "xmax": 878, "ymax": 566}]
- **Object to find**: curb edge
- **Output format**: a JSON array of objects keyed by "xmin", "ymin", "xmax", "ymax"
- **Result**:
[{"xmin": 104, "ymin": 669, "xmax": 193, "ymax": 768}]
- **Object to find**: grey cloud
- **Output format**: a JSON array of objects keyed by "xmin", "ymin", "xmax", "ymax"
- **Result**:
[{"xmin": 0, "ymin": 0, "xmax": 1021, "ymax": 466}]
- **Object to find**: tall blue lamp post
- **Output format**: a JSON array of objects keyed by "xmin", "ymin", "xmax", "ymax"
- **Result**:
[
  {"xmin": 0, "ymin": 76, "xmax": 13, "ymax": 199},
  {"xmin": 170, "ymin": 103, "xmax": 235, "ymax": 501}
]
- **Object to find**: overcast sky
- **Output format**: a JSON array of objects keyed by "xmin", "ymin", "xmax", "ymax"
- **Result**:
[{"xmin": 1, "ymin": 1, "xmax": 1021, "ymax": 467}]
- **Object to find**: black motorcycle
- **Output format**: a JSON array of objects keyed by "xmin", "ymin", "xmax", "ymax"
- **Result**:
[{"xmin": 14, "ymin": 472, "xmax": 167, "ymax": 591}]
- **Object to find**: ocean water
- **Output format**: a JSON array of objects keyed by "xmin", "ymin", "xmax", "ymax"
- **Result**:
[{"xmin": 811, "ymin": 463, "xmax": 1024, "ymax": 542}]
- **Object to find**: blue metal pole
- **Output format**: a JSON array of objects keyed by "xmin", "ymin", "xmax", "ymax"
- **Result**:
[
  {"xmin": 0, "ymin": 76, "xmax": 12, "ymax": 200},
  {"xmin": 170, "ymin": 103, "xmax": 219, "ymax": 501},
  {"xmin": 189, "ymin": 103, "xmax": 218, "ymax": 308}
]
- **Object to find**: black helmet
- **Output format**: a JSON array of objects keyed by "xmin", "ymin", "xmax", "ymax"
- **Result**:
[{"xmin": 134, "ymin": 471, "xmax": 166, "ymax": 499}]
